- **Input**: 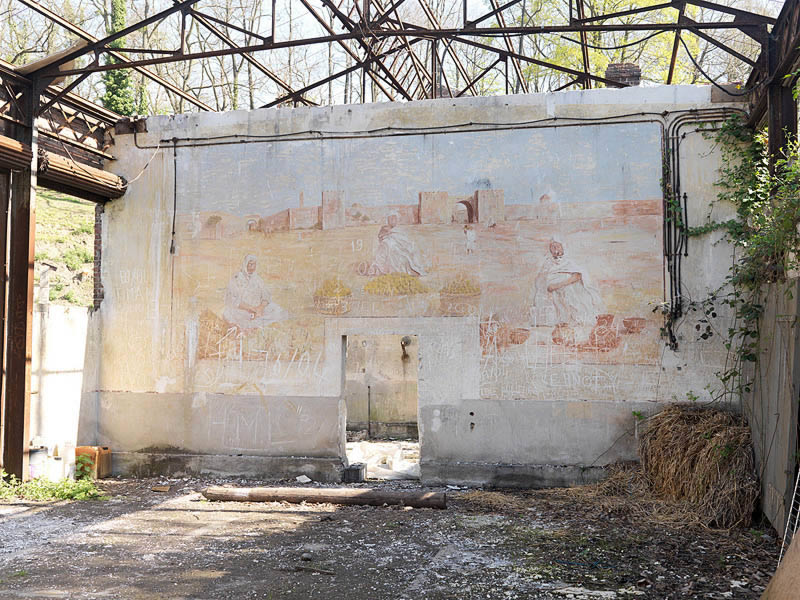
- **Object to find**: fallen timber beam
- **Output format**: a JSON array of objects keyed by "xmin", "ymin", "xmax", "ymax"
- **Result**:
[
  {"xmin": 0, "ymin": 134, "xmax": 126, "ymax": 201},
  {"xmin": 203, "ymin": 486, "xmax": 447, "ymax": 509},
  {"xmin": 37, "ymin": 148, "xmax": 127, "ymax": 200}
]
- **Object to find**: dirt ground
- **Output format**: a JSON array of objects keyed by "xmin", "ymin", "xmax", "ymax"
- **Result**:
[{"xmin": 0, "ymin": 477, "xmax": 779, "ymax": 600}]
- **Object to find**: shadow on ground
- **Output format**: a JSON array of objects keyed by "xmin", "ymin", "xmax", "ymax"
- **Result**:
[{"xmin": 0, "ymin": 477, "xmax": 780, "ymax": 599}]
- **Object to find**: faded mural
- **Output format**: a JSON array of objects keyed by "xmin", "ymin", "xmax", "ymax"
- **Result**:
[{"xmin": 173, "ymin": 123, "xmax": 664, "ymax": 400}]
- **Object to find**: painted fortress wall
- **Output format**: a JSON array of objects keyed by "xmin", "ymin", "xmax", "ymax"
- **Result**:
[{"xmin": 86, "ymin": 87, "xmax": 742, "ymax": 483}]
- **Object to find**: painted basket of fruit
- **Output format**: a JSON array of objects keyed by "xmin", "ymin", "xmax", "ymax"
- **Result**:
[
  {"xmin": 313, "ymin": 278, "xmax": 352, "ymax": 315},
  {"xmin": 364, "ymin": 272, "xmax": 429, "ymax": 296},
  {"xmin": 439, "ymin": 275, "xmax": 481, "ymax": 317}
]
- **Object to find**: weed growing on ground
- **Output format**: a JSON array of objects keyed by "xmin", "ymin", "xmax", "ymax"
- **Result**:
[
  {"xmin": 0, "ymin": 469, "xmax": 107, "ymax": 501},
  {"xmin": 75, "ymin": 454, "xmax": 94, "ymax": 480}
]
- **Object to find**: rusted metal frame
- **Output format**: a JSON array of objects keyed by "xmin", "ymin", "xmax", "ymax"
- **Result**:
[
  {"xmin": 2, "ymin": 84, "xmax": 25, "ymax": 124},
  {"xmin": 486, "ymin": 0, "xmax": 529, "ymax": 93},
  {"xmin": 553, "ymin": 76, "xmax": 582, "ymax": 92},
  {"xmin": 390, "ymin": 38, "xmax": 429, "ymax": 99},
  {"xmin": 451, "ymin": 35, "xmax": 626, "ymax": 88},
  {"xmin": 415, "ymin": 0, "xmax": 480, "ymax": 95},
  {"xmin": 396, "ymin": 57, "xmax": 427, "ymax": 99},
  {"xmin": 189, "ymin": 9, "xmax": 271, "ymax": 41},
  {"xmin": 108, "ymin": 47, "xmax": 181, "ymax": 55},
  {"xmin": 320, "ymin": 0, "xmax": 414, "ymax": 100},
  {"xmin": 264, "ymin": 37, "xmax": 425, "ymax": 107},
  {"xmin": 32, "ymin": 0, "xmax": 204, "ymax": 77},
  {"xmin": 189, "ymin": 10, "xmax": 315, "ymax": 107},
  {"xmin": 376, "ymin": 2, "xmax": 433, "ymax": 97},
  {"xmin": 2, "ymin": 79, "xmax": 38, "ymax": 480},
  {"xmin": 15, "ymin": 0, "xmax": 214, "ymax": 111},
  {"xmin": 667, "ymin": 3, "xmax": 685, "ymax": 84},
  {"xmin": 39, "ymin": 83, "xmax": 120, "ymax": 126},
  {"xmin": 430, "ymin": 39, "xmax": 438, "ymax": 98},
  {"xmin": 179, "ymin": 6, "xmax": 188, "ymax": 55},
  {"xmin": 574, "ymin": 0, "xmax": 591, "ymax": 90},
  {"xmin": 576, "ymin": 2, "xmax": 676, "ymax": 25},
  {"xmin": 766, "ymin": 34, "xmax": 797, "ymax": 172},
  {"xmin": 382, "ymin": 3, "xmax": 433, "ymax": 94},
  {"xmin": 467, "ymin": 0, "xmax": 523, "ymax": 28},
  {"xmin": 746, "ymin": 0, "xmax": 800, "ymax": 123},
  {"xmin": 383, "ymin": 38, "xmax": 415, "ymax": 89},
  {"xmin": 271, "ymin": 0, "xmax": 276, "ymax": 41},
  {"xmin": 298, "ymin": 0, "xmax": 399, "ymax": 102},
  {"xmin": 37, "ymin": 130, "xmax": 114, "ymax": 161},
  {"xmin": 36, "ymin": 69, "xmax": 95, "ymax": 117},
  {"xmin": 455, "ymin": 56, "xmax": 501, "ymax": 96},
  {"xmin": 37, "ymin": 107, "xmax": 113, "ymax": 161},
  {"xmin": 51, "ymin": 21, "xmax": 769, "ymax": 78},
  {"xmin": 681, "ymin": 16, "xmax": 757, "ymax": 67},
  {"xmin": 684, "ymin": 0, "xmax": 775, "ymax": 25},
  {"xmin": 372, "ymin": 0, "xmax": 406, "ymax": 27},
  {"xmin": 0, "ymin": 169, "xmax": 7, "ymax": 473}
]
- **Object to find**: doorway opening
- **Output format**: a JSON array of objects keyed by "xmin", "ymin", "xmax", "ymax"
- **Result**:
[{"xmin": 344, "ymin": 334, "xmax": 420, "ymax": 480}]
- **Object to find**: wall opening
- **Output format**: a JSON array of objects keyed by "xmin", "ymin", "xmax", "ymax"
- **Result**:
[
  {"xmin": 456, "ymin": 199, "xmax": 475, "ymax": 223},
  {"xmin": 344, "ymin": 334, "xmax": 420, "ymax": 480}
]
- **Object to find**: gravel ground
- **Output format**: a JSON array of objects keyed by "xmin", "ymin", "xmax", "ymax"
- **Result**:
[{"xmin": 0, "ymin": 477, "xmax": 780, "ymax": 599}]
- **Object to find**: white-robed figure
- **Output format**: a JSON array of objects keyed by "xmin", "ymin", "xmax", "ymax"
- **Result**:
[
  {"xmin": 532, "ymin": 239, "xmax": 603, "ymax": 326},
  {"xmin": 372, "ymin": 212, "xmax": 428, "ymax": 276},
  {"xmin": 223, "ymin": 254, "xmax": 288, "ymax": 330}
]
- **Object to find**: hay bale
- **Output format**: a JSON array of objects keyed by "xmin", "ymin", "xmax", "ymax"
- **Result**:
[{"xmin": 639, "ymin": 405, "xmax": 758, "ymax": 528}]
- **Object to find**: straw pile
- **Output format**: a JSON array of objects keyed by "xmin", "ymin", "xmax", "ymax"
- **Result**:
[
  {"xmin": 460, "ymin": 490, "xmax": 527, "ymax": 512},
  {"xmin": 639, "ymin": 405, "xmax": 758, "ymax": 528}
]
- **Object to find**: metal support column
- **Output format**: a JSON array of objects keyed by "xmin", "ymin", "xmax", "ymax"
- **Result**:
[
  {"xmin": 767, "ymin": 36, "xmax": 798, "ymax": 171},
  {"xmin": 2, "ymin": 82, "xmax": 38, "ymax": 480}
]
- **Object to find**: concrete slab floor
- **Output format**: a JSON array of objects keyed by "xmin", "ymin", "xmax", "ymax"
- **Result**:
[{"xmin": 0, "ymin": 477, "xmax": 779, "ymax": 599}]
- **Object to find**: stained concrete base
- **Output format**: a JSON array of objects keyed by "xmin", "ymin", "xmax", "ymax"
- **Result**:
[
  {"xmin": 421, "ymin": 461, "xmax": 609, "ymax": 488},
  {"xmin": 114, "ymin": 452, "xmax": 344, "ymax": 483}
]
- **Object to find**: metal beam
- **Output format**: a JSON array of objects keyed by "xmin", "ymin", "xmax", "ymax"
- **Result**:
[
  {"xmin": 2, "ymin": 82, "xmax": 37, "ymax": 480},
  {"xmin": 15, "ymin": 0, "xmax": 213, "ymax": 111},
  {"xmin": 684, "ymin": 0, "xmax": 775, "ymax": 25},
  {"xmin": 451, "ymin": 36, "xmax": 627, "ymax": 88},
  {"xmin": 32, "ymin": 0, "xmax": 204, "ymax": 77},
  {"xmin": 264, "ymin": 37, "xmax": 425, "ymax": 107},
  {"xmin": 681, "ymin": 16, "xmax": 757, "ymax": 68},
  {"xmin": 576, "ymin": 1, "xmax": 676, "ymax": 25},
  {"xmin": 486, "ymin": 0, "xmax": 529, "ymax": 93},
  {"xmin": 667, "ymin": 3, "xmax": 685, "ymax": 84},
  {"xmin": 188, "ymin": 9, "xmax": 315, "ymax": 106},
  {"xmin": 574, "ymin": 0, "xmax": 591, "ymax": 90}
]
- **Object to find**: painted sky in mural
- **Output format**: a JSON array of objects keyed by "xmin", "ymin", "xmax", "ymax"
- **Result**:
[{"xmin": 176, "ymin": 123, "xmax": 662, "ymax": 216}]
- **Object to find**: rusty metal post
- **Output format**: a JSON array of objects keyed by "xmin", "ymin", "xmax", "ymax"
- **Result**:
[
  {"xmin": 431, "ymin": 39, "xmax": 437, "ymax": 98},
  {"xmin": 2, "ymin": 81, "xmax": 38, "ymax": 480},
  {"xmin": 767, "ymin": 35, "xmax": 798, "ymax": 172},
  {"xmin": 0, "ymin": 169, "xmax": 8, "ymax": 464}
]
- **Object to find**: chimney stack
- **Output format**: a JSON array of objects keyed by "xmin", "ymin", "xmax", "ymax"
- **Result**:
[{"xmin": 605, "ymin": 63, "xmax": 641, "ymax": 87}]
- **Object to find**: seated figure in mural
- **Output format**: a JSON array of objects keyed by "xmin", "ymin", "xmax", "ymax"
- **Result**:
[
  {"xmin": 372, "ymin": 212, "xmax": 428, "ymax": 276},
  {"xmin": 223, "ymin": 254, "xmax": 288, "ymax": 331},
  {"xmin": 532, "ymin": 239, "xmax": 603, "ymax": 326}
]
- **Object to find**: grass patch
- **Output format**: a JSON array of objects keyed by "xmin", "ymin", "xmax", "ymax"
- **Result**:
[
  {"xmin": 34, "ymin": 187, "xmax": 95, "ymax": 307},
  {"xmin": 0, "ymin": 470, "xmax": 107, "ymax": 501},
  {"xmin": 62, "ymin": 246, "xmax": 93, "ymax": 271}
]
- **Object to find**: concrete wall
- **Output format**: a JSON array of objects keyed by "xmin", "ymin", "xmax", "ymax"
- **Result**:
[
  {"xmin": 86, "ymin": 87, "xmax": 743, "ymax": 484},
  {"xmin": 30, "ymin": 302, "xmax": 96, "ymax": 452},
  {"xmin": 344, "ymin": 334, "xmax": 419, "ymax": 437}
]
